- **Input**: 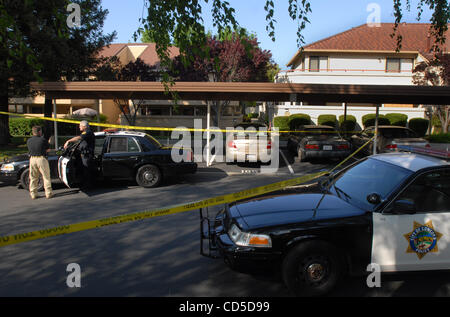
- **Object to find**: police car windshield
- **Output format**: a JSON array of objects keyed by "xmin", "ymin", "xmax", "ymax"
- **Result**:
[{"xmin": 331, "ymin": 158, "xmax": 412, "ymax": 210}]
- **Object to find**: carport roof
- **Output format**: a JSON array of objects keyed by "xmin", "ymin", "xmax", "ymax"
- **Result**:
[{"xmin": 30, "ymin": 81, "xmax": 450, "ymax": 105}]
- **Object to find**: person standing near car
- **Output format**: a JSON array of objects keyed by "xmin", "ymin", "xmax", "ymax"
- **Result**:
[
  {"xmin": 64, "ymin": 120, "xmax": 96, "ymax": 190},
  {"xmin": 27, "ymin": 126, "xmax": 53, "ymax": 200}
]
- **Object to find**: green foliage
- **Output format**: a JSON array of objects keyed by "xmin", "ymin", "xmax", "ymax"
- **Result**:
[
  {"xmin": 318, "ymin": 114, "xmax": 337, "ymax": 127},
  {"xmin": 385, "ymin": 113, "xmax": 408, "ymax": 127},
  {"xmin": 9, "ymin": 118, "xmax": 46, "ymax": 136},
  {"xmin": 408, "ymin": 118, "xmax": 430, "ymax": 137},
  {"xmin": 362, "ymin": 114, "xmax": 390, "ymax": 128},
  {"xmin": 288, "ymin": 114, "xmax": 312, "ymax": 130},
  {"xmin": 9, "ymin": 114, "xmax": 108, "ymax": 137},
  {"xmin": 273, "ymin": 116, "xmax": 290, "ymax": 131},
  {"xmin": 338, "ymin": 115, "xmax": 357, "ymax": 133}
]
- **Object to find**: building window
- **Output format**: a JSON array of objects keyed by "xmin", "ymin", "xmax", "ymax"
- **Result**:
[
  {"xmin": 309, "ymin": 56, "xmax": 320, "ymax": 72},
  {"xmin": 386, "ymin": 58, "xmax": 401, "ymax": 73}
]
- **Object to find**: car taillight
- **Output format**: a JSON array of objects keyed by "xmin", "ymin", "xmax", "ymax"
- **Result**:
[
  {"xmin": 185, "ymin": 150, "xmax": 193, "ymax": 162},
  {"xmin": 386, "ymin": 144, "xmax": 397, "ymax": 149},
  {"xmin": 267, "ymin": 140, "xmax": 272, "ymax": 149},
  {"xmin": 425, "ymin": 144, "xmax": 431, "ymax": 148},
  {"xmin": 337, "ymin": 144, "xmax": 349, "ymax": 150},
  {"xmin": 228, "ymin": 140, "xmax": 237, "ymax": 149},
  {"xmin": 305, "ymin": 144, "xmax": 319, "ymax": 150}
]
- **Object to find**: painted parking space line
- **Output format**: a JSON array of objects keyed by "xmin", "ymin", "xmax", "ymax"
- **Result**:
[{"xmin": 280, "ymin": 150, "xmax": 295, "ymax": 175}]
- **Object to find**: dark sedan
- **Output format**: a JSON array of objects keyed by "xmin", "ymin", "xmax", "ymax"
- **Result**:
[{"xmin": 287, "ymin": 125, "xmax": 351, "ymax": 162}]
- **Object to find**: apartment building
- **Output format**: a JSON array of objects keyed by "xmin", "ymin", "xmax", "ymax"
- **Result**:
[{"xmin": 274, "ymin": 23, "xmax": 450, "ymax": 128}]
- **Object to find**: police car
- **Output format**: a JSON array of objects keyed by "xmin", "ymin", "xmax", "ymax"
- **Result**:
[
  {"xmin": 201, "ymin": 151, "xmax": 450, "ymax": 296},
  {"xmin": 59, "ymin": 131, "xmax": 197, "ymax": 188}
]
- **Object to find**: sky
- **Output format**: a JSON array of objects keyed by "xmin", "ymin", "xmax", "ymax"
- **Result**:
[{"xmin": 101, "ymin": 0, "xmax": 434, "ymax": 69}]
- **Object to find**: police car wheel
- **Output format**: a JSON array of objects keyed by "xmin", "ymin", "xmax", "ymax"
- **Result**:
[
  {"xmin": 282, "ymin": 241, "xmax": 343, "ymax": 297},
  {"xmin": 136, "ymin": 164, "xmax": 162, "ymax": 188},
  {"xmin": 20, "ymin": 168, "xmax": 44, "ymax": 192}
]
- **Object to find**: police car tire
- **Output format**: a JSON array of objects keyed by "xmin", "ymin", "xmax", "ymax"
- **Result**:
[
  {"xmin": 282, "ymin": 240, "xmax": 343, "ymax": 297},
  {"xmin": 136, "ymin": 164, "xmax": 162, "ymax": 188},
  {"xmin": 20, "ymin": 168, "xmax": 44, "ymax": 192}
]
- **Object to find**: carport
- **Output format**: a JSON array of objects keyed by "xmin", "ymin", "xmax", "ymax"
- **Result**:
[{"xmin": 30, "ymin": 81, "xmax": 450, "ymax": 164}]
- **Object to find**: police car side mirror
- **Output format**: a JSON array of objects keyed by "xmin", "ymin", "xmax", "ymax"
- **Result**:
[
  {"xmin": 393, "ymin": 199, "xmax": 416, "ymax": 214},
  {"xmin": 367, "ymin": 193, "xmax": 381, "ymax": 205}
]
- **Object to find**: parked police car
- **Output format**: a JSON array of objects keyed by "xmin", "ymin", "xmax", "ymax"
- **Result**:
[
  {"xmin": 59, "ymin": 131, "xmax": 197, "ymax": 188},
  {"xmin": 201, "ymin": 152, "xmax": 449, "ymax": 296}
]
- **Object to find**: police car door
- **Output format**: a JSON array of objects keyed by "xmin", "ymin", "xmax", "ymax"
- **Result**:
[{"xmin": 372, "ymin": 169, "xmax": 450, "ymax": 272}]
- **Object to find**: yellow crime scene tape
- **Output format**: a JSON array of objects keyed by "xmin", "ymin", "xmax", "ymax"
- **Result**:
[
  {"xmin": 0, "ymin": 111, "xmax": 363, "ymax": 135},
  {"xmin": 0, "ymin": 110, "xmax": 374, "ymax": 248},
  {"xmin": 0, "ymin": 171, "xmax": 327, "ymax": 248}
]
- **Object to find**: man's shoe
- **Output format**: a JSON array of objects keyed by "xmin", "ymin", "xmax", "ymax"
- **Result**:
[
  {"xmin": 46, "ymin": 193, "xmax": 54, "ymax": 199},
  {"xmin": 31, "ymin": 195, "xmax": 37, "ymax": 200}
]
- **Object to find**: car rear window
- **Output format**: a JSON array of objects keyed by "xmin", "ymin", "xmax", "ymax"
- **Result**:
[
  {"xmin": 380, "ymin": 128, "xmax": 417, "ymax": 138},
  {"xmin": 303, "ymin": 128, "xmax": 338, "ymax": 136}
]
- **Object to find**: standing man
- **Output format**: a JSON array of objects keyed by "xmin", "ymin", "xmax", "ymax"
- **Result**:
[
  {"xmin": 64, "ymin": 120, "xmax": 96, "ymax": 190},
  {"xmin": 27, "ymin": 126, "xmax": 53, "ymax": 200}
]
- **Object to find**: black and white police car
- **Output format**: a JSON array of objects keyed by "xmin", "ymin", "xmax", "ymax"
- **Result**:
[
  {"xmin": 59, "ymin": 130, "xmax": 197, "ymax": 188},
  {"xmin": 201, "ymin": 151, "xmax": 450, "ymax": 296}
]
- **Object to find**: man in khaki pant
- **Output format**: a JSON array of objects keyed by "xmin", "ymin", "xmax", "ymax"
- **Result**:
[{"xmin": 27, "ymin": 126, "xmax": 53, "ymax": 199}]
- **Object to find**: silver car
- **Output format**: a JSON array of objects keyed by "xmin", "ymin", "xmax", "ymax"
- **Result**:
[
  {"xmin": 226, "ymin": 123, "xmax": 271, "ymax": 163},
  {"xmin": 351, "ymin": 125, "xmax": 430, "ymax": 155}
]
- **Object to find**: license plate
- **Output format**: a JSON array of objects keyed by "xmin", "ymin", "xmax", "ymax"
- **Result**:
[
  {"xmin": 323, "ymin": 145, "xmax": 333, "ymax": 151},
  {"xmin": 246, "ymin": 154, "xmax": 257, "ymax": 161}
]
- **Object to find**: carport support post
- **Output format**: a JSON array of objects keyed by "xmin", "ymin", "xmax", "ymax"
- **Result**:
[
  {"xmin": 206, "ymin": 100, "xmax": 211, "ymax": 167},
  {"xmin": 373, "ymin": 104, "xmax": 380, "ymax": 155},
  {"xmin": 53, "ymin": 99, "xmax": 59, "ymax": 150}
]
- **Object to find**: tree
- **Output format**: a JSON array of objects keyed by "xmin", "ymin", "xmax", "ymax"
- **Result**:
[
  {"xmin": 135, "ymin": 0, "xmax": 449, "ymax": 88},
  {"xmin": 413, "ymin": 54, "xmax": 450, "ymax": 133},
  {"xmin": 96, "ymin": 58, "xmax": 160, "ymax": 126},
  {"xmin": 171, "ymin": 30, "xmax": 276, "ymax": 126},
  {"xmin": 0, "ymin": 0, "xmax": 115, "ymax": 144}
]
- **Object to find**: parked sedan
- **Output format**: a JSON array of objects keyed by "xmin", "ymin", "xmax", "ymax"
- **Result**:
[
  {"xmin": 287, "ymin": 125, "xmax": 351, "ymax": 162},
  {"xmin": 226, "ymin": 123, "xmax": 272, "ymax": 163},
  {"xmin": 351, "ymin": 125, "xmax": 430, "ymax": 156},
  {"xmin": 59, "ymin": 131, "xmax": 197, "ymax": 188}
]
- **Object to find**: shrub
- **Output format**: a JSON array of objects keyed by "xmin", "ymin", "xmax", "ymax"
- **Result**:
[
  {"xmin": 9, "ymin": 117, "xmax": 46, "ymax": 136},
  {"xmin": 338, "ymin": 115, "xmax": 357, "ymax": 133},
  {"xmin": 9, "ymin": 114, "xmax": 109, "ymax": 137},
  {"xmin": 425, "ymin": 133, "xmax": 450, "ymax": 143},
  {"xmin": 408, "ymin": 118, "xmax": 430, "ymax": 137},
  {"xmin": 362, "ymin": 114, "xmax": 390, "ymax": 128},
  {"xmin": 288, "ymin": 113, "xmax": 311, "ymax": 130},
  {"xmin": 318, "ymin": 114, "xmax": 337, "ymax": 128},
  {"xmin": 385, "ymin": 113, "xmax": 408, "ymax": 127},
  {"xmin": 273, "ymin": 116, "xmax": 290, "ymax": 131}
]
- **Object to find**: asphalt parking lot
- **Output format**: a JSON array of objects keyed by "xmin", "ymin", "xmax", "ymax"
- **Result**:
[{"xmin": 0, "ymin": 149, "xmax": 449, "ymax": 297}]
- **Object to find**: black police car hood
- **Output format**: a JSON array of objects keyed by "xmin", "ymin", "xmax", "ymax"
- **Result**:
[{"xmin": 231, "ymin": 193, "xmax": 365, "ymax": 230}]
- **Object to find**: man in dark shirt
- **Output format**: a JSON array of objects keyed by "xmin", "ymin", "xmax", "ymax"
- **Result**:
[
  {"xmin": 64, "ymin": 120, "xmax": 96, "ymax": 190},
  {"xmin": 27, "ymin": 126, "xmax": 53, "ymax": 199}
]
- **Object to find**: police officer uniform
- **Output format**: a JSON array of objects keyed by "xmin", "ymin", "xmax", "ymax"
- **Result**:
[
  {"xmin": 79, "ymin": 128, "xmax": 96, "ymax": 189},
  {"xmin": 27, "ymin": 135, "xmax": 53, "ymax": 199}
]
